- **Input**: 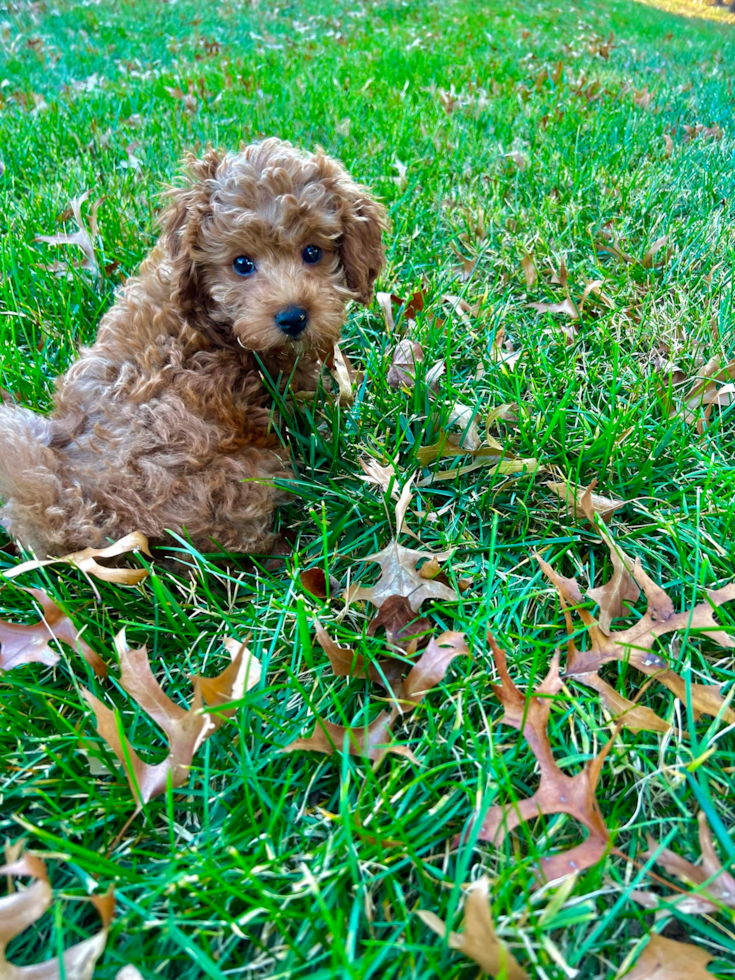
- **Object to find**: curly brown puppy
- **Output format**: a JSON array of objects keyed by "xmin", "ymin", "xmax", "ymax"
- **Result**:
[{"xmin": 0, "ymin": 139, "xmax": 387, "ymax": 557}]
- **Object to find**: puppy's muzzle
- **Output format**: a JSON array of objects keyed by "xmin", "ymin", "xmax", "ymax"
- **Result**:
[{"xmin": 275, "ymin": 306, "xmax": 308, "ymax": 338}]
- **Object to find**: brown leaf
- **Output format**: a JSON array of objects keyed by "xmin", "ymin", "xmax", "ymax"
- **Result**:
[
  {"xmin": 329, "ymin": 343, "xmax": 357, "ymax": 406},
  {"xmin": 82, "ymin": 630, "xmax": 253, "ymax": 806},
  {"xmin": 663, "ymin": 134, "xmax": 674, "ymax": 158},
  {"xmin": 284, "ymin": 707, "xmax": 411, "ymax": 764},
  {"xmin": 633, "ymin": 810, "xmax": 735, "ymax": 914},
  {"xmin": 346, "ymin": 543, "xmax": 456, "ymax": 611},
  {"xmin": 358, "ymin": 456, "xmax": 399, "ymax": 497},
  {"xmin": 574, "ymin": 670, "xmax": 671, "ymax": 734},
  {"xmin": 546, "ymin": 479, "xmax": 626, "ymax": 523},
  {"xmin": 674, "ymin": 358, "xmax": 735, "ymax": 431},
  {"xmin": 5, "ymin": 530, "xmax": 153, "ymax": 585},
  {"xmin": 194, "ymin": 636, "xmax": 262, "ymax": 729},
  {"xmin": 578, "ymin": 505, "xmax": 641, "ymax": 635},
  {"xmin": 528, "ymin": 298, "xmax": 579, "ymax": 319},
  {"xmin": 477, "ymin": 634, "xmax": 611, "ymax": 882},
  {"xmin": 521, "ymin": 253, "xmax": 537, "ymax": 287},
  {"xmin": 539, "ymin": 557, "xmax": 735, "ymax": 723},
  {"xmin": 35, "ymin": 191, "xmax": 101, "ymax": 276},
  {"xmin": 634, "ymin": 86, "xmax": 653, "ymax": 109},
  {"xmin": 417, "ymin": 877, "xmax": 528, "ymax": 979},
  {"xmin": 300, "ymin": 568, "xmax": 340, "ymax": 599},
  {"xmin": 416, "ymin": 456, "xmax": 543, "ymax": 486},
  {"xmin": 0, "ymin": 586, "xmax": 106, "ymax": 676},
  {"xmin": 625, "ymin": 934, "xmax": 715, "ymax": 980},
  {"xmin": 366, "ymin": 595, "xmax": 432, "ymax": 651},
  {"xmin": 376, "ymin": 292, "xmax": 397, "ymax": 332},
  {"xmin": 387, "ymin": 339, "xmax": 424, "ymax": 389},
  {"xmin": 401, "ymin": 630, "xmax": 470, "ymax": 706},
  {"xmin": 642, "ymin": 235, "xmax": 671, "ymax": 270},
  {"xmin": 0, "ymin": 850, "xmax": 114, "ymax": 979}
]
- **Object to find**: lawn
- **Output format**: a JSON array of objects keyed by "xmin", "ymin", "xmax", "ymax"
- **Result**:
[{"xmin": 1, "ymin": 0, "xmax": 735, "ymax": 977}]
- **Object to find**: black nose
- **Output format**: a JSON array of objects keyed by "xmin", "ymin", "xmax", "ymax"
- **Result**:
[{"xmin": 275, "ymin": 306, "xmax": 308, "ymax": 337}]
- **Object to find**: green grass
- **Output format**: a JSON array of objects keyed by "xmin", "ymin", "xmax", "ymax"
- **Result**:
[{"xmin": 1, "ymin": 0, "xmax": 735, "ymax": 976}]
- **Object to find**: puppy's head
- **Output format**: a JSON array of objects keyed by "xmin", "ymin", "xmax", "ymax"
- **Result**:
[{"xmin": 160, "ymin": 139, "xmax": 388, "ymax": 356}]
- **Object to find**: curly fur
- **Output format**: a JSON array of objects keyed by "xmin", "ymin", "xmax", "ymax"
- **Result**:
[{"xmin": 0, "ymin": 139, "xmax": 387, "ymax": 556}]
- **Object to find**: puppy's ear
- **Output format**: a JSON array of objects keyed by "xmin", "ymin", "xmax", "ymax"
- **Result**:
[
  {"xmin": 158, "ymin": 148, "xmax": 223, "ymax": 312},
  {"xmin": 331, "ymin": 169, "xmax": 388, "ymax": 306}
]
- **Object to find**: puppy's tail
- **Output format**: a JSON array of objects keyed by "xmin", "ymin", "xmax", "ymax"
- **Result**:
[{"xmin": 0, "ymin": 405, "xmax": 92, "ymax": 557}]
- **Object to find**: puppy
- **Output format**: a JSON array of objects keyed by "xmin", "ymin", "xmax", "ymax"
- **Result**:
[{"xmin": 0, "ymin": 139, "xmax": 387, "ymax": 557}]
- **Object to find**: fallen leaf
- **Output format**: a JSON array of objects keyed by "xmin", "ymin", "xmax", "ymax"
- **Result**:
[
  {"xmin": 5, "ymin": 530, "xmax": 152, "ymax": 585},
  {"xmin": 634, "ymin": 86, "xmax": 653, "ymax": 109},
  {"xmin": 345, "ymin": 482, "xmax": 457, "ymax": 611},
  {"xmin": 521, "ymin": 253, "xmax": 537, "ymax": 287},
  {"xmin": 417, "ymin": 877, "xmax": 528, "ymax": 979},
  {"xmin": 441, "ymin": 294, "xmax": 475, "ymax": 326},
  {"xmin": 631, "ymin": 810, "xmax": 735, "ymax": 914},
  {"xmin": 625, "ymin": 934, "xmax": 715, "ymax": 980},
  {"xmin": 329, "ymin": 343, "xmax": 357, "ymax": 406},
  {"xmin": 285, "ymin": 626, "xmax": 468, "ymax": 762},
  {"xmin": 642, "ymin": 235, "xmax": 670, "ymax": 270},
  {"xmin": 476, "ymin": 634, "xmax": 612, "ymax": 882},
  {"xmin": 416, "ymin": 456, "xmax": 542, "ymax": 485},
  {"xmin": 575, "ymin": 670, "xmax": 671, "ymax": 734},
  {"xmin": 0, "ymin": 850, "xmax": 114, "ymax": 979},
  {"xmin": 528, "ymin": 298, "xmax": 579, "ymax": 319},
  {"xmin": 546, "ymin": 478, "xmax": 626, "ymax": 523},
  {"xmin": 35, "ymin": 191, "xmax": 101, "ymax": 276},
  {"xmin": 82, "ymin": 630, "xmax": 256, "ymax": 806},
  {"xmin": 376, "ymin": 292, "xmax": 397, "ymax": 332},
  {"xmin": 387, "ymin": 339, "xmax": 424, "ymax": 389},
  {"xmin": 505, "ymin": 151, "xmax": 527, "ymax": 171},
  {"xmin": 0, "ymin": 586, "xmax": 106, "ymax": 676},
  {"xmin": 580, "ymin": 506, "xmax": 641, "ymax": 635},
  {"xmin": 490, "ymin": 326, "xmax": 521, "ymax": 371},
  {"xmin": 674, "ymin": 358, "xmax": 735, "ymax": 432},
  {"xmin": 663, "ymin": 134, "xmax": 674, "ymax": 157},
  {"xmin": 366, "ymin": 595, "xmax": 432, "ymax": 651},
  {"xmin": 538, "ymin": 557, "xmax": 735, "ymax": 723},
  {"xmin": 358, "ymin": 456, "xmax": 400, "ymax": 497},
  {"xmin": 300, "ymin": 567, "xmax": 340, "ymax": 599},
  {"xmin": 195, "ymin": 636, "xmax": 262, "ymax": 729}
]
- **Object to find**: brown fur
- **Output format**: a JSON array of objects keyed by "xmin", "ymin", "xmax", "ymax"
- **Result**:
[{"xmin": 0, "ymin": 139, "xmax": 387, "ymax": 556}]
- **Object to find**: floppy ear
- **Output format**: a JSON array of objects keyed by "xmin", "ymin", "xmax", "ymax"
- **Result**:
[
  {"xmin": 158, "ymin": 147, "xmax": 223, "ymax": 313},
  {"xmin": 334, "ymin": 176, "xmax": 389, "ymax": 306}
]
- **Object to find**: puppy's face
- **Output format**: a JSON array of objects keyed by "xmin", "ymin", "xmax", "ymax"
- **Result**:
[{"xmin": 162, "ymin": 140, "xmax": 387, "ymax": 358}]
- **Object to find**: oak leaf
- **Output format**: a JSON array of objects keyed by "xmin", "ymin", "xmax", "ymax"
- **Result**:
[
  {"xmin": 387, "ymin": 339, "xmax": 424, "ymax": 389},
  {"xmin": 521, "ymin": 253, "xmax": 537, "ymax": 288},
  {"xmin": 35, "ymin": 191, "xmax": 101, "ymax": 276},
  {"xmin": 476, "ymin": 634, "xmax": 612, "ymax": 882},
  {"xmin": 359, "ymin": 456, "xmax": 399, "ymax": 497},
  {"xmin": 546, "ymin": 478, "xmax": 626, "ymax": 523},
  {"xmin": 300, "ymin": 567, "xmax": 340, "ymax": 599},
  {"xmin": 328, "ymin": 343, "xmax": 358, "ymax": 407},
  {"xmin": 528, "ymin": 297, "xmax": 578, "ymax": 319},
  {"xmin": 0, "ymin": 586, "xmax": 106, "ymax": 676},
  {"xmin": 625, "ymin": 934, "xmax": 715, "ymax": 980},
  {"xmin": 82, "ymin": 631, "xmax": 259, "ymax": 806},
  {"xmin": 345, "ymin": 480, "xmax": 457, "ymax": 611},
  {"xmin": 5, "ymin": 530, "xmax": 152, "ymax": 585},
  {"xmin": 417, "ymin": 877, "xmax": 528, "ymax": 979},
  {"xmin": 0, "ymin": 850, "xmax": 114, "ymax": 979},
  {"xmin": 285, "ymin": 626, "xmax": 469, "ymax": 763},
  {"xmin": 631, "ymin": 810, "xmax": 735, "ymax": 914},
  {"xmin": 538, "ymin": 556, "xmax": 735, "ymax": 724},
  {"xmin": 366, "ymin": 595, "xmax": 432, "ymax": 652}
]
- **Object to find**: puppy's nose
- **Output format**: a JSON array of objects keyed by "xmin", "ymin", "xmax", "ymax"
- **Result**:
[{"xmin": 275, "ymin": 306, "xmax": 309, "ymax": 337}]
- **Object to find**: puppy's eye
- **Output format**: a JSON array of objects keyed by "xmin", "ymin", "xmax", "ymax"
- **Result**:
[
  {"xmin": 302, "ymin": 245, "xmax": 322, "ymax": 265},
  {"xmin": 233, "ymin": 255, "xmax": 256, "ymax": 277}
]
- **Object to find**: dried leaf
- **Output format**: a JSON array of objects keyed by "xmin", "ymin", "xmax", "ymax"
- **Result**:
[
  {"xmin": 195, "ymin": 637, "xmax": 262, "ymax": 728},
  {"xmin": 0, "ymin": 851, "xmax": 114, "ymax": 979},
  {"xmin": 477, "ymin": 634, "xmax": 611, "ymax": 882},
  {"xmin": 35, "ymin": 191, "xmax": 101, "ymax": 276},
  {"xmin": 387, "ymin": 340, "xmax": 424, "ymax": 389},
  {"xmin": 632, "ymin": 810, "xmax": 735, "ymax": 914},
  {"xmin": 401, "ymin": 630, "xmax": 469, "ymax": 706},
  {"xmin": 416, "ymin": 456, "xmax": 542, "ymax": 485},
  {"xmin": 300, "ymin": 568, "xmax": 340, "ymax": 599},
  {"xmin": 539, "ymin": 557, "xmax": 735, "ymax": 723},
  {"xmin": 284, "ymin": 707, "xmax": 410, "ymax": 764},
  {"xmin": 625, "ymin": 934, "xmax": 715, "ymax": 980},
  {"xmin": 329, "ymin": 343, "xmax": 356, "ymax": 406},
  {"xmin": 5, "ymin": 530, "xmax": 152, "ymax": 585},
  {"xmin": 417, "ymin": 877, "xmax": 528, "ymax": 979},
  {"xmin": 528, "ymin": 298, "xmax": 579, "ymax": 319},
  {"xmin": 642, "ymin": 235, "xmax": 670, "ymax": 270},
  {"xmin": 575, "ymin": 670, "xmax": 671, "ymax": 734},
  {"xmin": 366, "ymin": 595, "xmax": 432, "ymax": 651},
  {"xmin": 82, "ymin": 630, "xmax": 253, "ymax": 806},
  {"xmin": 546, "ymin": 479, "xmax": 626, "ymax": 523},
  {"xmin": 0, "ymin": 586, "xmax": 106, "ymax": 676},
  {"xmin": 674, "ymin": 358, "xmax": 735, "ymax": 430},
  {"xmin": 663, "ymin": 134, "xmax": 674, "ymax": 158},
  {"xmin": 358, "ymin": 457, "xmax": 399, "ymax": 497},
  {"xmin": 521, "ymin": 253, "xmax": 537, "ymax": 287},
  {"xmin": 376, "ymin": 292, "xmax": 397, "ymax": 332},
  {"xmin": 441, "ymin": 294, "xmax": 475, "ymax": 326},
  {"xmin": 582, "ymin": 515, "xmax": 641, "ymax": 635},
  {"xmin": 446, "ymin": 402, "xmax": 482, "ymax": 450}
]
